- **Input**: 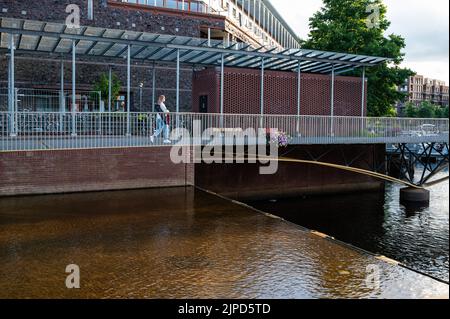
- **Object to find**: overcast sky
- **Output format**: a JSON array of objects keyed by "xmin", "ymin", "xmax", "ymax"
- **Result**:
[{"xmin": 274, "ymin": 0, "xmax": 449, "ymax": 84}]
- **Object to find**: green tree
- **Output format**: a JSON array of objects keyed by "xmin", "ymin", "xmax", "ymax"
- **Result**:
[
  {"xmin": 443, "ymin": 106, "xmax": 449, "ymax": 119},
  {"xmin": 416, "ymin": 101, "xmax": 436, "ymax": 118},
  {"xmin": 92, "ymin": 72, "xmax": 122, "ymax": 108},
  {"xmin": 301, "ymin": 0, "xmax": 414, "ymax": 117},
  {"xmin": 432, "ymin": 104, "xmax": 449, "ymax": 119},
  {"xmin": 404, "ymin": 102, "xmax": 417, "ymax": 118},
  {"xmin": 434, "ymin": 106, "xmax": 444, "ymax": 118},
  {"xmin": 385, "ymin": 107, "xmax": 397, "ymax": 117}
]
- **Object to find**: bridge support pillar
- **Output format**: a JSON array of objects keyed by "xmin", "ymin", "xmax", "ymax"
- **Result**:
[{"xmin": 400, "ymin": 187, "xmax": 430, "ymax": 205}]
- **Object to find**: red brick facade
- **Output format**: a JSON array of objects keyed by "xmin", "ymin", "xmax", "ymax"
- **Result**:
[
  {"xmin": 0, "ymin": 147, "xmax": 194, "ymax": 197},
  {"xmin": 195, "ymin": 144, "xmax": 385, "ymax": 200},
  {"xmin": 0, "ymin": 144, "xmax": 383, "ymax": 198},
  {"xmin": 193, "ymin": 67, "xmax": 367, "ymax": 116}
]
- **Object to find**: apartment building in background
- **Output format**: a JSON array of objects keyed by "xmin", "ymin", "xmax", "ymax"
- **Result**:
[{"xmin": 397, "ymin": 74, "xmax": 449, "ymax": 112}]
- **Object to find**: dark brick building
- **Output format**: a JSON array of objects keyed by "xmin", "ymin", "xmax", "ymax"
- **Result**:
[
  {"xmin": 0, "ymin": 0, "xmax": 227, "ymax": 112},
  {"xmin": 193, "ymin": 67, "xmax": 366, "ymax": 116},
  {"xmin": 0, "ymin": 0, "xmax": 366, "ymax": 115}
]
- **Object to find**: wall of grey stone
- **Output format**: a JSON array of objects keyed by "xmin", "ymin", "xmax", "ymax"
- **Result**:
[{"xmin": 0, "ymin": 0, "xmax": 225, "ymax": 112}]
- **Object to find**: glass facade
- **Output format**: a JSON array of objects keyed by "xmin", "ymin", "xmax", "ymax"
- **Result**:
[{"xmin": 119, "ymin": 0, "xmax": 300, "ymax": 49}]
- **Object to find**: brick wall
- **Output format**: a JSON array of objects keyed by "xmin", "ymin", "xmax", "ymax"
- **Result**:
[
  {"xmin": 0, "ymin": 0, "xmax": 224, "ymax": 36},
  {"xmin": 195, "ymin": 144, "xmax": 385, "ymax": 200},
  {"xmin": 0, "ymin": 0, "xmax": 225, "ymax": 112},
  {"xmin": 193, "ymin": 67, "xmax": 367, "ymax": 116},
  {"xmin": 0, "ymin": 147, "xmax": 194, "ymax": 197}
]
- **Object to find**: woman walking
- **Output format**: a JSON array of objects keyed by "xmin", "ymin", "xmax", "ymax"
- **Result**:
[{"xmin": 150, "ymin": 95, "xmax": 171, "ymax": 144}]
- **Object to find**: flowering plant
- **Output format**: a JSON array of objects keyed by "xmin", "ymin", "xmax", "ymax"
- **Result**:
[{"xmin": 267, "ymin": 129, "xmax": 290, "ymax": 148}]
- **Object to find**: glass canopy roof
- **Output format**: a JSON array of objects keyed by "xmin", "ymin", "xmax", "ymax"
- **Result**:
[{"xmin": 0, "ymin": 18, "xmax": 391, "ymax": 74}]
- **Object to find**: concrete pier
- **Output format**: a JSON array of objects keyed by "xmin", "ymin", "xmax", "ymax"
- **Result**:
[{"xmin": 400, "ymin": 187, "xmax": 431, "ymax": 205}]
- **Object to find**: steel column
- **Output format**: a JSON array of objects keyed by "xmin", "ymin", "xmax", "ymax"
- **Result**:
[
  {"xmin": 220, "ymin": 53, "xmax": 225, "ymax": 128},
  {"xmin": 176, "ymin": 49, "xmax": 180, "ymax": 113},
  {"xmin": 99, "ymin": 91, "xmax": 103, "ymax": 112},
  {"xmin": 360, "ymin": 66, "xmax": 366, "ymax": 134},
  {"xmin": 8, "ymin": 33, "xmax": 16, "ymax": 136},
  {"xmin": 108, "ymin": 66, "xmax": 112, "ymax": 134},
  {"xmin": 207, "ymin": 28, "xmax": 211, "ymax": 47},
  {"xmin": 126, "ymin": 44, "xmax": 131, "ymax": 136},
  {"xmin": 260, "ymin": 58, "xmax": 265, "ymax": 128},
  {"xmin": 60, "ymin": 59, "xmax": 65, "ymax": 113},
  {"xmin": 361, "ymin": 66, "xmax": 366, "ymax": 117},
  {"xmin": 297, "ymin": 61, "xmax": 301, "ymax": 116},
  {"xmin": 71, "ymin": 40, "xmax": 76, "ymax": 136},
  {"xmin": 220, "ymin": 53, "xmax": 225, "ymax": 115},
  {"xmin": 108, "ymin": 66, "xmax": 112, "ymax": 112},
  {"xmin": 296, "ymin": 61, "xmax": 301, "ymax": 134},
  {"xmin": 331, "ymin": 64, "xmax": 335, "ymax": 136},
  {"xmin": 152, "ymin": 64, "xmax": 156, "ymax": 112},
  {"xmin": 59, "ymin": 58, "xmax": 65, "ymax": 132},
  {"xmin": 260, "ymin": 58, "xmax": 265, "ymax": 116}
]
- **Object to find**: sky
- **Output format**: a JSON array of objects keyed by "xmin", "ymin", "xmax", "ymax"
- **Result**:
[{"xmin": 273, "ymin": 0, "xmax": 450, "ymax": 84}]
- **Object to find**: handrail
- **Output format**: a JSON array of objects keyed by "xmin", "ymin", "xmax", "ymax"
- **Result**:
[
  {"xmin": 0, "ymin": 111, "xmax": 448, "ymax": 151},
  {"xmin": 0, "ymin": 111, "xmax": 448, "ymax": 122}
]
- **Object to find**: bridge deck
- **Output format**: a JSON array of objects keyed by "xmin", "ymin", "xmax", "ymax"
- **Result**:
[
  {"xmin": 0, "ymin": 112, "xmax": 448, "ymax": 151},
  {"xmin": 1, "ymin": 135, "xmax": 449, "ymax": 152}
]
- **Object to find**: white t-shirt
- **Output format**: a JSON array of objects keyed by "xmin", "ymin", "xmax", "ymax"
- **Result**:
[{"xmin": 159, "ymin": 102, "xmax": 170, "ymax": 113}]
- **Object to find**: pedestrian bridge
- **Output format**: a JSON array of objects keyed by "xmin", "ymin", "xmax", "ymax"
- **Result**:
[{"xmin": 0, "ymin": 112, "xmax": 448, "ymax": 151}]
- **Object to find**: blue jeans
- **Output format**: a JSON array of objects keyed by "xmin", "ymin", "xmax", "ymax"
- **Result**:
[{"xmin": 153, "ymin": 115, "xmax": 169, "ymax": 139}]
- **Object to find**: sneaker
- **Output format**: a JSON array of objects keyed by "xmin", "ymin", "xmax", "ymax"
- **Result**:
[
  {"xmin": 163, "ymin": 139, "xmax": 172, "ymax": 144},
  {"xmin": 150, "ymin": 136, "xmax": 155, "ymax": 144}
]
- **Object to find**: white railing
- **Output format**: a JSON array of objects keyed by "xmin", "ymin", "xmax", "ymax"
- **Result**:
[
  {"xmin": 0, "ymin": 88, "xmax": 102, "ymax": 112},
  {"xmin": 0, "ymin": 112, "xmax": 448, "ymax": 151}
]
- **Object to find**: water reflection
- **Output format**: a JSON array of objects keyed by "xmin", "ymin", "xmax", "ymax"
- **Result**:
[
  {"xmin": 0, "ymin": 187, "xmax": 448, "ymax": 299},
  {"xmin": 248, "ymin": 171, "xmax": 449, "ymax": 283}
]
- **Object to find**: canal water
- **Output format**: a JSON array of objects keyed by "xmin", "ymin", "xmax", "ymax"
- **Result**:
[
  {"xmin": 247, "ymin": 170, "xmax": 450, "ymax": 284},
  {"xmin": 0, "ymin": 187, "xmax": 448, "ymax": 299}
]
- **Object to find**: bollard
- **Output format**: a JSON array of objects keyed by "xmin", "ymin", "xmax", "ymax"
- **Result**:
[{"xmin": 400, "ymin": 187, "xmax": 430, "ymax": 206}]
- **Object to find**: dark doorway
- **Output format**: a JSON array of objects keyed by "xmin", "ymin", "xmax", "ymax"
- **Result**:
[{"xmin": 199, "ymin": 95, "xmax": 208, "ymax": 113}]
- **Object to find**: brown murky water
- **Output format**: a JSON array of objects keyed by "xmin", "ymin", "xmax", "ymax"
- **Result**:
[{"xmin": 0, "ymin": 187, "xmax": 448, "ymax": 299}]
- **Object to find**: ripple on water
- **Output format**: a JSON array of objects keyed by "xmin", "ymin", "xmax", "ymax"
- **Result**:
[{"xmin": 0, "ymin": 187, "xmax": 448, "ymax": 299}]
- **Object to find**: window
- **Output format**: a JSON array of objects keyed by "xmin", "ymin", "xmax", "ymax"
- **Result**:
[{"xmin": 166, "ymin": 0, "xmax": 177, "ymax": 9}]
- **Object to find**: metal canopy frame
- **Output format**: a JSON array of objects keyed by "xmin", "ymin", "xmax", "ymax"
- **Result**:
[
  {"xmin": 0, "ymin": 18, "xmax": 390, "ymax": 74},
  {"xmin": 1, "ymin": 18, "xmax": 386, "ymax": 136}
]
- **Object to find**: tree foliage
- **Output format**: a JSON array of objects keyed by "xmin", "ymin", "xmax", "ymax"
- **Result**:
[
  {"xmin": 92, "ymin": 72, "xmax": 122, "ymax": 108},
  {"xmin": 403, "ymin": 101, "xmax": 449, "ymax": 119},
  {"xmin": 301, "ymin": 0, "xmax": 414, "ymax": 117}
]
